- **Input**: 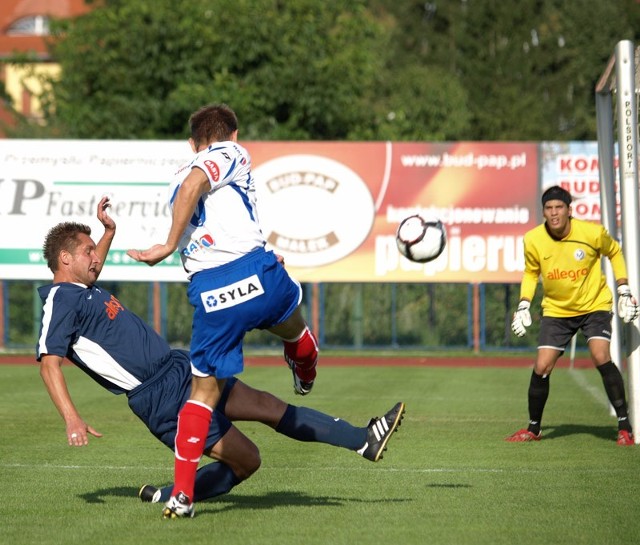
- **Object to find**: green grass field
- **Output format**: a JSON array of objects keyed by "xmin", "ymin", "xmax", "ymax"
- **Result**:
[{"xmin": 1, "ymin": 361, "xmax": 639, "ymax": 545}]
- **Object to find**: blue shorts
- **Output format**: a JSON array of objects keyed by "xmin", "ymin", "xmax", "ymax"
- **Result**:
[
  {"xmin": 187, "ymin": 247, "xmax": 302, "ymax": 378},
  {"xmin": 127, "ymin": 349, "xmax": 237, "ymax": 452}
]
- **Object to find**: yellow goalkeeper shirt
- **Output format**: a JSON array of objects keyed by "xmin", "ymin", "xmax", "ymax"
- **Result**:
[{"xmin": 519, "ymin": 218, "xmax": 628, "ymax": 318}]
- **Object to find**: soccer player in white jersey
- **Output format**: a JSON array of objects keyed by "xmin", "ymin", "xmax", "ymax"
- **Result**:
[
  {"xmin": 128, "ymin": 104, "xmax": 329, "ymax": 518},
  {"xmin": 507, "ymin": 185, "xmax": 639, "ymax": 446}
]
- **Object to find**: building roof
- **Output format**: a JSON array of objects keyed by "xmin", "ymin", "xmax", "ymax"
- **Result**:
[{"xmin": 0, "ymin": 0, "xmax": 93, "ymax": 58}]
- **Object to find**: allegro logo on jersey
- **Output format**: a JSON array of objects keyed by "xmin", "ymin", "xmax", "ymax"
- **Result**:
[
  {"xmin": 104, "ymin": 294, "xmax": 124, "ymax": 320},
  {"xmin": 199, "ymin": 274, "xmax": 265, "ymax": 312},
  {"xmin": 182, "ymin": 234, "xmax": 215, "ymax": 257},
  {"xmin": 545, "ymin": 268, "xmax": 588, "ymax": 281},
  {"xmin": 204, "ymin": 160, "xmax": 220, "ymax": 182}
]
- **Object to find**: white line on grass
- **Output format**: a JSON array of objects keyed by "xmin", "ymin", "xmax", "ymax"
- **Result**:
[
  {"xmin": 568, "ymin": 368, "xmax": 611, "ymax": 411},
  {"xmin": 1, "ymin": 463, "xmax": 632, "ymax": 475}
]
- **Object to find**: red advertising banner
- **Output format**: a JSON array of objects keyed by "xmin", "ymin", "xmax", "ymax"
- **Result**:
[
  {"xmin": 0, "ymin": 139, "xmax": 538, "ymax": 283},
  {"xmin": 250, "ymin": 141, "xmax": 539, "ymax": 283}
]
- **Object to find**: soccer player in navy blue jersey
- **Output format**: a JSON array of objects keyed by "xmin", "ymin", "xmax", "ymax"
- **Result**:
[{"xmin": 37, "ymin": 196, "xmax": 405, "ymax": 513}]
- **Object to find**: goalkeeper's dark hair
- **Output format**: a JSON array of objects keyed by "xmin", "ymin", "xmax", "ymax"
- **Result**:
[
  {"xmin": 43, "ymin": 222, "xmax": 92, "ymax": 272},
  {"xmin": 541, "ymin": 185, "xmax": 572, "ymax": 207},
  {"xmin": 189, "ymin": 104, "xmax": 238, "ymax": 149}
]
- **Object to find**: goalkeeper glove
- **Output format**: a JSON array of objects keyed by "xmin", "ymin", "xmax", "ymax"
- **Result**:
[
  {"xmin": 617, "ymin": 284, "xmax": 639, "ymax": 323},
  {"xmin": 511, "ymin": 300, "xmax": 532, "ymax": 337}
]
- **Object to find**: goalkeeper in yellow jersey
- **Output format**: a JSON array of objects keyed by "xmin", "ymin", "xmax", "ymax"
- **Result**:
[{"xmin": 507, "ymin": 185, "xmax": 639, "ymax": 446}]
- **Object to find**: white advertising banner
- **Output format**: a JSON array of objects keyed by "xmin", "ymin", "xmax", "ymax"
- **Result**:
[
  {"xmin": 540, "ymin": 140, "xmax": 619, "ymax": 224},
  {"xmin": 0, "ymin": 139, "xmax": 189, "ymax": 281}
]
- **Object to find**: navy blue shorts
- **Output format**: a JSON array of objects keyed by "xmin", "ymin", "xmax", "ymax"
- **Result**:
[
  {"xmin": 187, "ymin": 247, "xmax": 302, "ymax": 378},
  {"xmin": 538, "ymin": 311, "xmax": 612, "ymax": 352},
  {"xmin": 127, "ymin": 349, "xmax": 236, "ymax": 452}
]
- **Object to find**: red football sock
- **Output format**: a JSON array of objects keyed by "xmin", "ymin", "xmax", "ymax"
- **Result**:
[
  {"xmin": 172, "ymin": 400, "xmax": 212, "ymax": 500},
  {"xmin": 283, "ymin": 326, "xmax": 318, "ymax": 381}
]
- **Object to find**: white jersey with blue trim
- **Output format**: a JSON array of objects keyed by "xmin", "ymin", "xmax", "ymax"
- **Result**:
[
  {"xmin": 36, "ymin": 282, "xmax": 172, "ymax": 395},
  {"xmin": 170, "ymin": 141, "xmax": 265, "ymax": 278}
]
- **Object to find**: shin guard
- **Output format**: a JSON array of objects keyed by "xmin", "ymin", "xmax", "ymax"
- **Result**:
[
  {"xmin": 172, "ymin": 400, "xmax": 212, "ymax": 499},
  {"xmin": 283, "ymin": 326, "xmax": 318, "ymax": 382}
]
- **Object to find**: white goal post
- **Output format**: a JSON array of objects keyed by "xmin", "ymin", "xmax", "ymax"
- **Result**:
[{"xmin": 595, "ymin": 40, "xmax": 640, "ymax": 443}]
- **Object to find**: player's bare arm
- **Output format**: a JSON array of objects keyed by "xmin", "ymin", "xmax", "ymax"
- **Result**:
[
  {"xmin": 127, "ymin": 169, "xmax": 210, "ymax": 266},
  {"xmin": 94, "ymin": 196, "xmax": 116, "ymax": 276},
  {"xmin": 39, "ymin": 355, "xmax": 103, "ymax": 446}
]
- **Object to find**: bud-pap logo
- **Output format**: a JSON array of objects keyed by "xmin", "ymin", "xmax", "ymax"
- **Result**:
[{"xmin": 254, "ymin": 155, "xmax": 375, "ymax": 267}]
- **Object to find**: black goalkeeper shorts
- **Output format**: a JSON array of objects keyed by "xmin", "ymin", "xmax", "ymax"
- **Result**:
[{"xmin": 538, "ymin": 311, "xmax": 612, "ymax": 352}]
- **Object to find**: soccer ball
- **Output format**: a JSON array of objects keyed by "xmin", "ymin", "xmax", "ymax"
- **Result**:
[{"xmin": 395, "ymin": 214, "xmax": 447, "ymax": 263}]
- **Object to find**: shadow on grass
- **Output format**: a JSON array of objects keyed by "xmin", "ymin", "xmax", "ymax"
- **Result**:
[
  {"xmin": 79, "ymin": 486, "xmax": 139, "ymax": 504},
  {"xmin": 80, "ymin": 487, "xmax": 411, "ymax": 512},
  {"xmin": 203, "ymin": 491, "xmax": 409, "ymax": 514},
  {"xmin": 543, "ymin": 423, "xmax": 617, "ymax": 442}
]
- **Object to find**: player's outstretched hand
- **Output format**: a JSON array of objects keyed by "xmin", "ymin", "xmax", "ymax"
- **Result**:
[
  {"xmin": 617, "ymin": 285, "xmax": 639, "ymax": 324},
  {"xmin": 511, "ymin": 300, "xmax": 532, "ymax": 337},
  {"xmin": 127, "ymin": 244, "xmax": 173, "ymax": 266},
  {"xmin": 97, "ymin": 195, "xmax": 115, "ymax": 232}
]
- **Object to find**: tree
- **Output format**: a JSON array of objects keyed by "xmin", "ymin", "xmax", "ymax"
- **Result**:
[
  {"xmin": 372, "ymin": 0, "xmax": 640, "ymax": 141},
  {"xmin": 12, "ymin": 0, "xmax": 391, "ymax": 140},
  {"xmin": 456, "ymin": 0, "xmax": 640, "ymax": 140},
  {"xmin": 351, "ymin": 64, "xmax": 471, "ymax": 141},
  {"xmin": 358, "ymin": 0, "xmax": 471, "ymax": 140},
  {"xmin": 8, "ymin": 0, "xmax": 640, "ymax": 141}
]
